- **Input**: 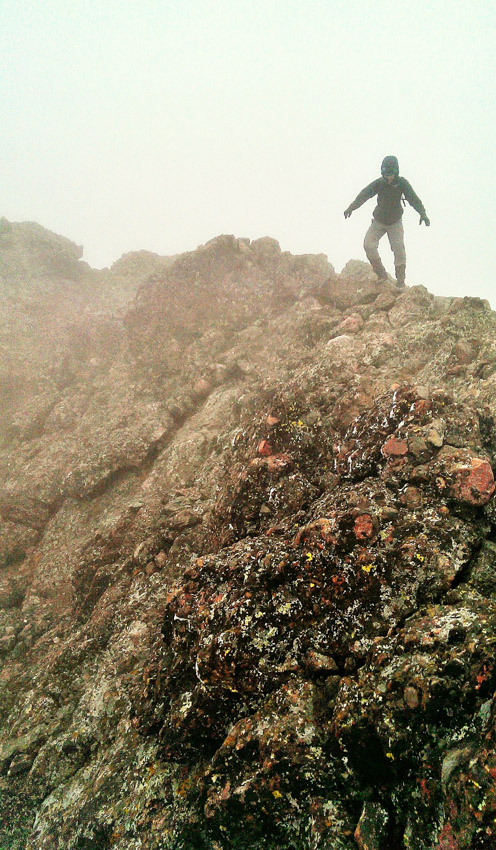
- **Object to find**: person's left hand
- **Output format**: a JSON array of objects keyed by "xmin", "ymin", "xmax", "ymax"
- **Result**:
[{"xmin": 419, "ymin": 214, "xmax": 430, "ymax": 226}]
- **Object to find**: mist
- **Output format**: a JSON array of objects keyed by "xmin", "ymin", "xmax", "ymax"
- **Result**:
[{"xmin": 1, "ymin": 0, "xmax": 495, "ymax": 304}]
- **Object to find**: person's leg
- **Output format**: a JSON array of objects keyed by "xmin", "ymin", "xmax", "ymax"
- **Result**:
[
  {"xmin": 387, "ymin": 220, "xmax": 406, "ymax": 286},
  {"xmin": 364, "ymin": 219, "xmax": 388, "ymax": 280}
]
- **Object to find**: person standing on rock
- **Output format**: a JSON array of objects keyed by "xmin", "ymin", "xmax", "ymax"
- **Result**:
[{"xmin": 343, "ymin": 155, "xmax": 430, "ymax": 287}]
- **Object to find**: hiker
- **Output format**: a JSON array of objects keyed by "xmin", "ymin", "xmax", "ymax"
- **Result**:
[{"xmin": 343, "ymin": 155, "xmax": 430, "ymax": 287}]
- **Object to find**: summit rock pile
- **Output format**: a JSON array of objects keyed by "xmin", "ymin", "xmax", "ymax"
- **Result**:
[{"xmin": 1, "ymin": 220, "xmax": 496, "ymax": 849}]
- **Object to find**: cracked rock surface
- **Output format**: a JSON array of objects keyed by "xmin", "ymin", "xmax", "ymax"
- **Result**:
[{"xmin": 1, "ymin": 220, "xmax": 496, "ymax": 848}]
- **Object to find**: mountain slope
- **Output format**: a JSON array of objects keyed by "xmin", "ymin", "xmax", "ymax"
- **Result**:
[{"xmin": 1, "ymin": 222, "xmax": 496, "ymax": 849}]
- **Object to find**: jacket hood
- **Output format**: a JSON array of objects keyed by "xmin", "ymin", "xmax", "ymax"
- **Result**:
[{"xmin": 381, "ymin": 155, "xmax": 399, "ymax": 176}]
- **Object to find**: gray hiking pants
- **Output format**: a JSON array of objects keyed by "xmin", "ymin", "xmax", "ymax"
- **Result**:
[{"xmin": 363, "ymin": 218, "xmax": 406, "ymax": 268}]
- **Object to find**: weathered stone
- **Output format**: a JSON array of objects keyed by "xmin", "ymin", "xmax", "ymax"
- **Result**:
[
  {"xmin": 0, "ymin": 726, "xmax": 47, "ymax": 771},
  {"xmin": 0, "ymin": 494, "xmax": 53, "ymax": 530},
  {"xmin": 7, "ymin": 752, "xmax": 34, "ymax": 776},
  {"xmin": 2, "ymin": 225, "xmax": 496, "ymax": 850},
  {"xmin": 154, "ymin": 550, "xmax": 168, "ymax": 569},
  {"xmin": 400, "ymin": 486, "xmax": 422, "ymax": 508},
  {"xmin": 468, "ymin": 540, "xmax": 496, "ymax": 595},
  {"xmin": 372, "ymin": 290, "xmax": 397, "ymax": 312},
  {"xmin": 441, "ymin": 745, "xmax": 474, "ymax": 787},
  {"xmin": 382, "ymin": 436, "xmax": 409, "ymax": 457},
  {"xmin": 426, "ymin": 417, "xmax": 445, "ymax": 447},
  {"xmin": 304, "ymin": 650, "xmax": 339, "ymax": 673},
  {"xmin": 257, "ymin": 439, "xmax": 272, "ymax": 456},
  {"xmin": 338, "ymin": 313, "xmax": 364, "ymax": 334},
  {"xmin": 353, "ymin": 514, "xmax": 375, "ymax": 540},
  {"xmin": 449, "ymin": 455, "xmax": 494, "ymax": 505},
  {"xmin": 354, "ymin": 802, "xmax": 389, "ymax": 850},
  {"xmin": 453, "ymin": 340, "xmax": 476, "ymax": 364},
  {"xmin": 408, "ymin": 433, "xmax": 429, "ymax": 457},
  {"xmin": 168, "ymin": 509, "xmax": 201, "ymax": 530},
  {"xmin": 192, "ymin": 378, "xmax": 212, "ymax": 400},
  {"xmin": 251, "ymin": 236, "xmax": 281, "ymax": 254},
  {"xmin": 403, "ymin": 685, "xmax": 420, "ymax": 709},
  {"xmin": 0, "ymin": 633, "xmax": 17, "ymax": 653}
]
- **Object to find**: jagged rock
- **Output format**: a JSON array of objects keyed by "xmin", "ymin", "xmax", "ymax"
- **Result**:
[
  {"xmin": 0, "ymin": 493, "xmax": 54, "ymax": 530},
  {"xmin": 453, "ymin": 339, "xmax": 477, "ymax": 364},
  {"xmin": 0, "ymin": 219, "xmax": 87, "ymax": 282},
  {"xmin": 338, "ymin": 313, "xmax": 364, "ymax": 334},
  {"xmin": 467, "ymin": 540, "xmax": 496, "ymax": 595},
  {"xmin": 1, "ymin": 226, "xmax": 496, "ymax": 849},
  {"xmin": 430, "ymin": 445, "xmax": 495, "ymax": 506},
  {"xmin": 354, "ymin": 802, "xmax": 389, "ymax": 850}
]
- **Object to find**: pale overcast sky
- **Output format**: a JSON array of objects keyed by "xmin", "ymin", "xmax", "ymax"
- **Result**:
[{"xmin": 1, "ymin": 0, "xmax": 495, "ymax": 304}]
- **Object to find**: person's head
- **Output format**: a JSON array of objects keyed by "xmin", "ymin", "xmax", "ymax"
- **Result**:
[{"xmin": 381, "ymin": 155, "xmax": 399, "ymax": 182}]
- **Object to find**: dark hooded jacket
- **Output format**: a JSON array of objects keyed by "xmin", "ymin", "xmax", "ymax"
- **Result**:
[{"xmin": 347, "ymin": 176, "xmax": 426, "ymax": 225}]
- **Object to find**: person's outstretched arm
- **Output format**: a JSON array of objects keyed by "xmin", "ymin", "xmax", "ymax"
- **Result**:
[
  {"xmin": 401, "ymin": 178, "xmax": 430, "ymax": 225},
  {"xmin": 344, "ymin": 179, "xmax": 381, "ymax": 217}
]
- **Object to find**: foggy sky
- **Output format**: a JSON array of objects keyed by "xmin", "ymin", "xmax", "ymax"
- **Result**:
[{"xmin": 1, "ymin": 0, "xmax": 495, "ymax": 305}]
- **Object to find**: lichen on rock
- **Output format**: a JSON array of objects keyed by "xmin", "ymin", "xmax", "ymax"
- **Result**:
[{"xmin": 1, "ymin": 225, "xmax": 496, "ymax": 848}]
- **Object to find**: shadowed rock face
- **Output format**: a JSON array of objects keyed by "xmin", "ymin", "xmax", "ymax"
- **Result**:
[{"xmin": 1, "ymin": 221, "xmax": 496, "ymax": 849}]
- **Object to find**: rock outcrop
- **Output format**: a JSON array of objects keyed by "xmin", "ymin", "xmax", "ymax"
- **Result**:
[{"xmin": 1, "ymin": 220, "xmax": 496, "ymax": 849}]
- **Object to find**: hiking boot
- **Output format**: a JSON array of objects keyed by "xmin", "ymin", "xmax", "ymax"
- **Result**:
[{"xmin": 395, "ymin": 264, "xmax": 406, "ymax": 288}]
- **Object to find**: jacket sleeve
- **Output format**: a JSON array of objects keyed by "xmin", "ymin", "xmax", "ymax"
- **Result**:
[
  {"xmin": 347, "ymin": 179, "xmax": 380, "ymax": 211},
  {"xmin": 401, "ymin": 178, "xmax": 426, "ymax": 216}
]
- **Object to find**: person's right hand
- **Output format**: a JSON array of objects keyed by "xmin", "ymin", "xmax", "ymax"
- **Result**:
[{"xmin": 344, "ymin": 208, "xmax": 352, "ymax": 219}]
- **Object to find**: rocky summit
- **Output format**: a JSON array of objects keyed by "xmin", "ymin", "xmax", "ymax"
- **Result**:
[{"xmin": 1, "ymin": 219, "xmax": 496, "ymax": 850}]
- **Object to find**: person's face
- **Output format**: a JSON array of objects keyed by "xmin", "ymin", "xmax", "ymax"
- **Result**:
[{"xmin": 384, "ymin": 173, "xmax": 395, "ymax": 183}]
